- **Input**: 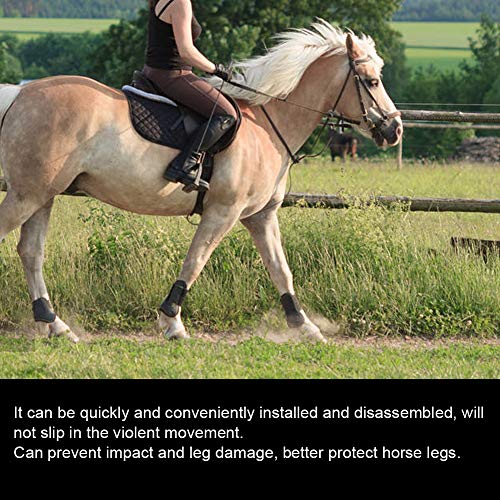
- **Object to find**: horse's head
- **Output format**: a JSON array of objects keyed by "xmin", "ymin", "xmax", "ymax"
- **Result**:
[{"xmin": 331, "ymin": 33, "xmax": 402, "ymax": 147}]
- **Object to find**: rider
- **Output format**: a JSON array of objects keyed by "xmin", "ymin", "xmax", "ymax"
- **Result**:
[{"xmin": 144, "ymin": 0, "xmax": 237, "ymax": 191}]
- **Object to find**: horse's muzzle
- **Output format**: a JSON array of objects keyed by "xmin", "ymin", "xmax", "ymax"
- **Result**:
[{"xmin": 373, "ymin": 117, "xmax": 403, "ymax": 147}]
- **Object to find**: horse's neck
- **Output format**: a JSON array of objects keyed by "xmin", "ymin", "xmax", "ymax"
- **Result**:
[{"xmin": 264, "ymin": 55, "xmax": 345, "ymax": 154}]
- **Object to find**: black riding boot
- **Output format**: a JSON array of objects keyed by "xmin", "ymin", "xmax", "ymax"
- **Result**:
[{"xmin": 164, "ymin": 114, "xmax": 236, "ymax": 192}]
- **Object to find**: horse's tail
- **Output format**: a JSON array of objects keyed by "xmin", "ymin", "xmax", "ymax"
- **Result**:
[{"xmin": 0, "ymin": 84, "xmax": 21, "ymax": 132}]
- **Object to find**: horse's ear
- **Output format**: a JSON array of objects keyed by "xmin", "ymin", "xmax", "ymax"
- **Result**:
[{"xmin": 346, "ymin": 34, "xmax": 364, "ymax": 60}]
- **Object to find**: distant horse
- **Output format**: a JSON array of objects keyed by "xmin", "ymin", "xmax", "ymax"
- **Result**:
[
  {"xmin": 0, "ymin": 20, "xmax": 402, "ymax": 343},
  {"xmin": 328, "ymin": 126, "xmax": 358, "ymax": 161}
]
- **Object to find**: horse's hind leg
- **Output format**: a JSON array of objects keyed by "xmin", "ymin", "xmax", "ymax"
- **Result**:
[
  {"xmin": 242, "ymin": 209, "xmax": 326, "ymax": 343},
  {"xmin": 17, "ymin": 200, "xmax": 79, "ymax": 343},
  {"xmin": 159, "ymin": 202, "xmax": 241, "ymax": 339}
]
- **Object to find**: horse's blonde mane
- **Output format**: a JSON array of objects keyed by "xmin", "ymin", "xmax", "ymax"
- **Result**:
[{"xmin": 206, "ymin": 18, "xmax": 383, "ymax": 106}]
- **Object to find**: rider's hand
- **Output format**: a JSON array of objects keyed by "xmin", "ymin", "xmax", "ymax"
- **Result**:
[{"xmin": 213, "ymin": 63, "xmax": 232, "ymax": 82}]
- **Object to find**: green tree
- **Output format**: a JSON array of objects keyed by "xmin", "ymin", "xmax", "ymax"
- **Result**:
[
  {"xmin": 484, "ymin": 75, "xmax": 500, "ymax": 104},
  {"xmin": 91, "ymin": 9, "xmax": 148, "ymax": 88},
  {"xmin": 194, "ymin": 0, "xmax": 407, "ymax": 95},
  {"xmin": 2, "ymin": 0, "xmax": 42, "ymax": 17},
  {"xmin": 0, "ymin": 35, "xmax": 23, "ymax": 83},
  {"xmin": 401, "ymin": 66, "xmax": 473, "ymax": 157},
  {"xmin": 1, "ymin": 0, "xmax": 143, "ymax": 19},
  {"xmin": 18, "ymin": 32, "xmax": 102, "ymax": 79},
  {"xmin": 459, "ymin": 16, "xmax": 500, "ymax": 108}
]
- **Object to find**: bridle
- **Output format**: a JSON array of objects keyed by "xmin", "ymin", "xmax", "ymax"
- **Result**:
[
  {"xmin": 225, "ymin": 54, "xmax": 401, "ymax": 164},
  {"xmin": 334, "ymin": 55, "xmax": 401, "ymax": 132}
]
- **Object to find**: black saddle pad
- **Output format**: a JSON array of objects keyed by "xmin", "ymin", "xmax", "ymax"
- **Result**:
[
  {"xmin": 123, "ymin": 89, "xmax": 191, "ymax": 150},
  {"xmin": 123, "ymin": 89, "xmax": 242, "ymax": 153}
]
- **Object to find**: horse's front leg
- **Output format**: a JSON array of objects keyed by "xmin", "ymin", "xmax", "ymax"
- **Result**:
[
  {"xmin": 242, "ymin": 209, "xmax": 326, "ymax": 343},
  {"xmin": 159, "ymin": 202, "xmax": 241, "ymax": 339}
]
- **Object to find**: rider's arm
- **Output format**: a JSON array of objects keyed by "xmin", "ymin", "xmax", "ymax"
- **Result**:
[{"xmin": 160, "ymin": 0, "xmax": 216, "ymax": 74}]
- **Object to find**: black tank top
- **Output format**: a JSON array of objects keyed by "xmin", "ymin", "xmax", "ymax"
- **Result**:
[{"xmin": 146, "ymin": 0, "xmax": 202, "ymax": 70}]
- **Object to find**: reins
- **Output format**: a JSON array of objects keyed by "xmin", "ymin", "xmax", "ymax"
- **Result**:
[
  {"xmin": 226, "ymin": 77, "xmax": 360, "ymax": 126},
  {"xmin": 260, "ymin": 105, "xmax": 301, "ymax": 164}
]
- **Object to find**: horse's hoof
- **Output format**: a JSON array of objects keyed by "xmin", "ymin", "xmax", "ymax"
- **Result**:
[
  {"xmin": 299, "ymin": 322, "xmax": 327, "ymax": 344},
  {"xmin": 49, "ymin": 328, "xmax": 80, "ymax": 344},
  {"xmin": 158, "ymin": 311, "xmax": 189, "ymax": 340},
  {"xmin": 66, "ymin": 331, "xmax": 80, "ymax": 344},
  {"xmin": 164, "ymin": 326, "xmax": 190, "ymax": 340},
  {"xmin": 49, "ymin": 317, "xmax": 80, "ymax": 343}
]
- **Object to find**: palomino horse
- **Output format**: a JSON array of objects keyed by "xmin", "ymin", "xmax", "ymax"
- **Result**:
[{"xmin": 0, "ymin": 20, "xmax": 402, "ymax": 343}]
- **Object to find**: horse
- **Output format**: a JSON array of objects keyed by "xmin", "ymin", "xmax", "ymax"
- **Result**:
[
  {"xmin": 0, "ymin": 20, "xmax": 402, "ymax": 343},
  {"xmin": 328, "ymin": 126, "xmax": 358, "ymax": 162}
]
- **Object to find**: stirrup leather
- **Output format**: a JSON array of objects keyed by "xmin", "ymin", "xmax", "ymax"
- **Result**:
[{"xmin": 182, "ymin": 152, "xmax": 207, "ymax": 193}]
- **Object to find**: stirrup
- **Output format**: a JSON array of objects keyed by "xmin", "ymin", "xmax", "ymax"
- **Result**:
[{"xmin": 182, "ymin": 153, "xmax": 208, "ymax": 193}]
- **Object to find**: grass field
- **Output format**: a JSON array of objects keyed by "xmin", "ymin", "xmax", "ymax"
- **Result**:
[
  {"xmin": 0, "ymin": 336, "xmax": 497, "ymax": 378},
  {"xmin": 0, "ymin": 17, "xmax": 117, "ymax": 39},
  {"xmin": 392, "ymin": 22, "xmax": 478, "ymax": 70},
  {"xmin": 392, "ymin": 22, "xmax": 479, "ymax": 48},
  {"xmin": 294, "ymin": 159, "xmax": 499, "ymax": 199},
  {"xmin": 404, "ymin": 47, "xmax": 472, "ymax": 70}
]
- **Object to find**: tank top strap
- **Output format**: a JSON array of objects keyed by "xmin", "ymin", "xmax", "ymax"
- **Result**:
[{"xmin": 157, "ymin": 0, "xmax": 176, "ymax": 18}]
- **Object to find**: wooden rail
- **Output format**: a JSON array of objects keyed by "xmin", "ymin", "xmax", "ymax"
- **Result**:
[
  {"xmin": 400, "ymin": 109, "xmax": 500, "ymax": 123},
  {"xmin": 1, "ymin": 179, "xmax": 499, "ymax": 214},
  {"xmin": 403, "ymin": 122, "xmax": 500, "ymax": 130},
  {"xmin": 282, "ymin": 192, "xmax": 500, "ymax": 214}
]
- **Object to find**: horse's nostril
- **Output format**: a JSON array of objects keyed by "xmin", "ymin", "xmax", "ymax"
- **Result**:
[{"xmin": 396, "ymin": 125, "xmax": 403, "ymax": 138}]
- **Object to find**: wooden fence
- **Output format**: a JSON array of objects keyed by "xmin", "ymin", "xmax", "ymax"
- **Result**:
[
  {"xmin": 1, "ymin": 178, "xmax": 499, "ymax": 214},
  {"xmin": 397, "ymin": 109, "xmax": 500, "ymax": 169},
  {"xmin": 282, "ymin": 193, "xmax": 500, "ymax": 214}
]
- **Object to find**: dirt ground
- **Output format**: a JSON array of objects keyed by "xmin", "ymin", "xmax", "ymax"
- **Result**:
[
  {"xmin": 5, "ymin": 327, "xmax": 498, "ymax": 349},
  {"xmin": 1, "ymin": 312, "xmax": 498, "ymax": 349}
]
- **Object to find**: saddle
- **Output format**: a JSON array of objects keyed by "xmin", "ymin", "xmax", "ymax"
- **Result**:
[{"xmin": 122, "ymin": 71, "xmax": 241, "ymax": 205}]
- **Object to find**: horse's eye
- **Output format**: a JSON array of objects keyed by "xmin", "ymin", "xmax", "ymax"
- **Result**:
[{"xmin": 367, "ymin": 79, "xmax": 379, "ymax": 88}]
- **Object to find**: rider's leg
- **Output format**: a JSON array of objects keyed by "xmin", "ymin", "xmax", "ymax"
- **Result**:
[
  {"xmin": 163, "ymin": 113, "xmax": 235, "ymax": 190},
  {"xmin": 142, "ymin": 67, "xmax": 238, "ymax": 191}
]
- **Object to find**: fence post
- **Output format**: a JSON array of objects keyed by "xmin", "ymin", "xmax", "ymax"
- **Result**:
[{"xmin": 397, "ymin": 137, "xmax": 403, "ymax": 170}]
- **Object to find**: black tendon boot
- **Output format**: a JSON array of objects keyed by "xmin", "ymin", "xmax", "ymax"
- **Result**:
[{"xmin": 164, "ymin": 114, "xmax": 236, "ymax": 192}]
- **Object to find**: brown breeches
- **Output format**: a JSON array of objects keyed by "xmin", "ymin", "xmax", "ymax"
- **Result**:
[{"xmin": 143, "ymin": 65, "xmax": 237, "ymax": 120}]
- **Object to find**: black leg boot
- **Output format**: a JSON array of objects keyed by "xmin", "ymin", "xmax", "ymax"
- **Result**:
[{"xmin": 164, "ymin": 114, "xmax": 236, "ymax": 192}]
